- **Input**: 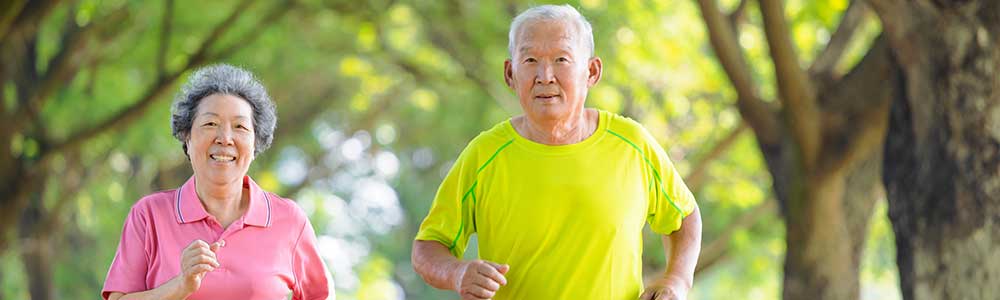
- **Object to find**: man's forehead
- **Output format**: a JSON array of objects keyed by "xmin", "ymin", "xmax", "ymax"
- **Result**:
[
  {"xmin": 518, "ymin": 42, "xmax": 575, "ymax": 54},
  {"xmin": 518, "ymin": 19, "xmax": 577, "ymax": 38},
  {"xmin": 516, "ymin": 22, "xmax": 581, "ymax": 51}
]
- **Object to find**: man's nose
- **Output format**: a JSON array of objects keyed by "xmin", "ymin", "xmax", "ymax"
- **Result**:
[{"xmin": 535, "ymin": 63, "xmax": 555, "ymax": 84}]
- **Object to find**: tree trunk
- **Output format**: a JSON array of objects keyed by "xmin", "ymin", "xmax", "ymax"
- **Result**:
[
  {"xmin": 19, "ymin": 193, "xmax": 54, "ymax": 300},
  {"xmin": 879, "ymin": 1, "xmax": 1000, "ymax": 299},
  {"xmin": 763, "ymin": 140, "xmax": 882, "ymax": 300}
]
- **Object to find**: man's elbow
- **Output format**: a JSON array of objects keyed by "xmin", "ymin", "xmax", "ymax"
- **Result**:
[{"xmin": 681, "ymin": 204, "xmax": 702, "ymax": 235}]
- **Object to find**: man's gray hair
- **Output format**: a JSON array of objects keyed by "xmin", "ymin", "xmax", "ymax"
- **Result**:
[
  {"xmin": 171, "ymin": 64, "xmax": 277, "ymax": 158},
  {"xmin": 508, "ymin": 4, "xmax": 595, "ymax": 58}
]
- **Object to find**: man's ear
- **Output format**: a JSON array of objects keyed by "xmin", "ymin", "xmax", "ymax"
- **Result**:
[
  {"xmin": 587, "ymin": 57, "xmax": 603, "ymax": 87},
  {"xmin": 504, "ymin": 59, "xmax": 515, "ymax": 89}
]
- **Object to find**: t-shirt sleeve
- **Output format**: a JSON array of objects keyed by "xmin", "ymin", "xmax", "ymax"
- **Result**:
[
  {"xmin": 644, "ymin": 134, "xmax": 697, "ymax": 235},
  {"xmin": 414, "ymin": 144, "xmax": 480, "ymax": 258},
  {"xmin": 102, "ymin": 204, "xmax": 151, "ymax": 299},
  {"xmin": 291, "ymin": 217, "xmax": 333, "ymax": 300}
]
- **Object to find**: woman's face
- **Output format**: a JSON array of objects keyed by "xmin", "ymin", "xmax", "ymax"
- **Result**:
[{"xmin": 186, "ymin": 94, "xmax": 256, "ymax": 187}]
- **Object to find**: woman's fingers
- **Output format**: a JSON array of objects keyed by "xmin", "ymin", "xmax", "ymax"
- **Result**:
[
  {"xmin": 181, "ymin": 239, "xmax": 221, "ymax": 273},
  {"xmin": 189, "ymin": 263, "xmax": 215, "ymax": 277}
]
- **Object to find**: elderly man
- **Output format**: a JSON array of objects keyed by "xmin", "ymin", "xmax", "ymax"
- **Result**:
[{"xmin": 412, "ymin": 4, "xmax": 702, "ymax": 300}]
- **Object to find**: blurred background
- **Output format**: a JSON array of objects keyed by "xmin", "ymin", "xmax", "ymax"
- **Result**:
[{"xmin": 2, "ymin": 0, "xmax": 997, "ymax": 299}]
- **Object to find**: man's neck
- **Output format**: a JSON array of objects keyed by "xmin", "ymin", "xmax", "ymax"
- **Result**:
[{"xmin": 515, "ymin": 108, "xmax": 598, "ymax": 145}]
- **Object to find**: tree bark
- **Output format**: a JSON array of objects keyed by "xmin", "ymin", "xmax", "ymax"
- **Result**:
[{"xmin": 878, "ymin": 1, "xmax": 1000, "ymax": 299}]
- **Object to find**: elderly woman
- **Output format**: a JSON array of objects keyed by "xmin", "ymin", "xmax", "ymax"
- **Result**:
[{"xmin": 102, "ymin": 64, "xmax": 331, "ymax": 300}]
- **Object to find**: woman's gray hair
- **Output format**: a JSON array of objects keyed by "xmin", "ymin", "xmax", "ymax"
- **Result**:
[
  {"xmin": 508, "ymin": 4, "xmax": 595, "ymax": 58},
  {"xmin": 171, "ymin": 64, "xmax": 277, "ymax": 158}
]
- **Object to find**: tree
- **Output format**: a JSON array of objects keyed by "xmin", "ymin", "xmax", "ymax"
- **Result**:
[
  {"xmin": 696, "ymin": 0, "xmax": 897, "ymax": 299},
  {"xmin": 874, "ymin": 0, "xmax": 1000, "ymax": 299}
]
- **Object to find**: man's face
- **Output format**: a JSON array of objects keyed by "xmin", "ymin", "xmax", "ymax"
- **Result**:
[{"xmin": 505, "ymin": 20, "xmax": 601, "ymax": 122}]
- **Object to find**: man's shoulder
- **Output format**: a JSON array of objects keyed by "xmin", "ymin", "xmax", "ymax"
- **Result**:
[
  {"xmin": 465, "ymin": 118, "xmax": 516, "ymax": 153},
  {"xmin": 604, "ymin": 111, "xmax": 658, "ymax": 147}
]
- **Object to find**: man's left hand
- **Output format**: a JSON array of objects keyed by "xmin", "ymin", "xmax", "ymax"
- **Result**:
[{"xmin": 638, "ymin": 275, "xmax": 690, "ymax": 300}]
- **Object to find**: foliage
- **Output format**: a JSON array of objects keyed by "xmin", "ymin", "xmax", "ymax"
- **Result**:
[{"xmin": 0, "ymin": 1, "xmax": 900, "ymax": 299}]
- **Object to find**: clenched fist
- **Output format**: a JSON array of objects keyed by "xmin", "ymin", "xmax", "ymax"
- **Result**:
[{"xmin": 454, "ymin": 259, "xmax": 509, "ymax": 300}]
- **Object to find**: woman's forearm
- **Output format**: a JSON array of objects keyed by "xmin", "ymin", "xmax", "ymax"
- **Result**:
[{"xmin": 107, "ymin": 276, "xmax": 188, "ymax": 300}]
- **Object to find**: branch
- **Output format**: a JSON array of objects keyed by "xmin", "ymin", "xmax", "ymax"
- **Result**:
[
  {"xmin": 17, "ymin": 7, "xmax": 128, "ymax": 123},
  {"xmin": 684, "ymin": 122, "xmax": 748, "ymax": 191},
  {"xmin": 173, "ymin": 0, "xmax": 254, "ymax": 73},
  {"xmin": 412, "ymin": 3, "xmax": 517, "ymax": 114},
  {"xmin": 0, "ymin": 0, "xmax": 59, "ymax": 47},
  {"xmin": 696, "ymin": 0, "xmax": 780, "ymax": 145},
  {"xmin": 865, "ymin": 0, "xmax": 919, "ymax": 68},
  {"xmin": 808, "ymin": 0, "xmax": 867, "ymax": 79},
  {"xmin": 156, "ymin": 0, "xmax": 174, "ymax": 75},
  {"xmin": 0, "ymin": 1, "xmax": 29, "ymax": 43},
  {"xmin": 207, "ymin": 0, "xmax": 294, "ymax": 62},
  {"xmin": 758, "ymin": 0, "xmax": 821, "ymax": 170},
  {"xmin": 644, "ymin": 197, "xmax": 777, "ymax": 282},
  {"xmin": 727, "ymin": 0, "xmax": 750, "ymax": 33},
  {"xmin": 817, "ymin": 36, "xmax": 897, "ymax": 176},
  {"xmin": 695, "ymin": 198, "xmax": 777, "ymax": 275},
  {"xmin": 31, "ymin": 147, "xmax": 112, "ymax": 238},
  {"xmin": 37, "ymin": 0, "xmax": 285, "ymax": 164}
]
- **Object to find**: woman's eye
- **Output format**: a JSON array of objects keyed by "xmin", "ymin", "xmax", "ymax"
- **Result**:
[{"xmin": 203, "ymin": 122, "xmax": 217, "ymax": 127}]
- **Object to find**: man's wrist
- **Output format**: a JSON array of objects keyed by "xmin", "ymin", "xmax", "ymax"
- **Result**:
[
  {"xmin": 661, "ymin": 273, "xmax": 692, "ymax": 291},
  {"xmin": 449, "ymin": 260, "xmax": 467, "ymax": 292}
]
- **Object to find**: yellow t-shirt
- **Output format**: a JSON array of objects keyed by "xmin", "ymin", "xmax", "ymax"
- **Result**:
[{"xmin": 416, "ymin": 109, "xmax": 697, "ymax": 299}]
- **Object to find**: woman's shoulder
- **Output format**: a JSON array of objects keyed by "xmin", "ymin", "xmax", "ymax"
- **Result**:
[
  {"xmin": 135, "ymin": 189, "xmax": 178, "ymax": 209},
  {"xmin": 259, "ymin": 191, "xmax": 310, "ymax": 223}
]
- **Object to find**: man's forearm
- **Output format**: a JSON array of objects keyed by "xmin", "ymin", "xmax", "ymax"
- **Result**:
[
  {"xmin": 663, "ymin": 204, "xmax": 702, "ymax": 287},
  {"xmin": 412, "ymin": 240, "xmax": 463, "ymax": 291}
]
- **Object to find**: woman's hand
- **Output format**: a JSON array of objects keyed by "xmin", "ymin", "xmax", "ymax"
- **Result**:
[
  {"xmin": 176, "ymin": 239, "xmax": 224, "ymax": 296},
  {"xmin": 106, "ymin": 240, "xmax": 225, "ymax": 300}
]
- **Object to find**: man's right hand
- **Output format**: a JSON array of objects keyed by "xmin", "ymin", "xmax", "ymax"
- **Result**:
[{"xmin": 454, "ymin": 259, "xmax": 510, "ymax": 300}]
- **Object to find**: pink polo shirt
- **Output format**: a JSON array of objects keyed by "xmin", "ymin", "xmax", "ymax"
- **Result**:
[{"xmin": 102, "ymin": 176, "xmax": 332, "ymax": 300}]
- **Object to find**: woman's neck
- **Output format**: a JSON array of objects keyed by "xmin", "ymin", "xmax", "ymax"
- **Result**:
[{"xmin": 195, "ymin": 179, "xmax": 248, "ymax": 228}]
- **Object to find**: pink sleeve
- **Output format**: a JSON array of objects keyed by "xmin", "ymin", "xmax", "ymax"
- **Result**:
[
  {"xmin": 102, "ymin": 204, "xmax": 151, "ymax": 299},
  {"xmin": 291, "ymin": 218, "xmax": 333, "ymax": 300}
]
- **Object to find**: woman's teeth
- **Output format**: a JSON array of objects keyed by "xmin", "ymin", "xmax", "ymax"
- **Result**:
[{"xmin": 210, "ymin": 154, "xmax": 236, "ymax": 162}]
